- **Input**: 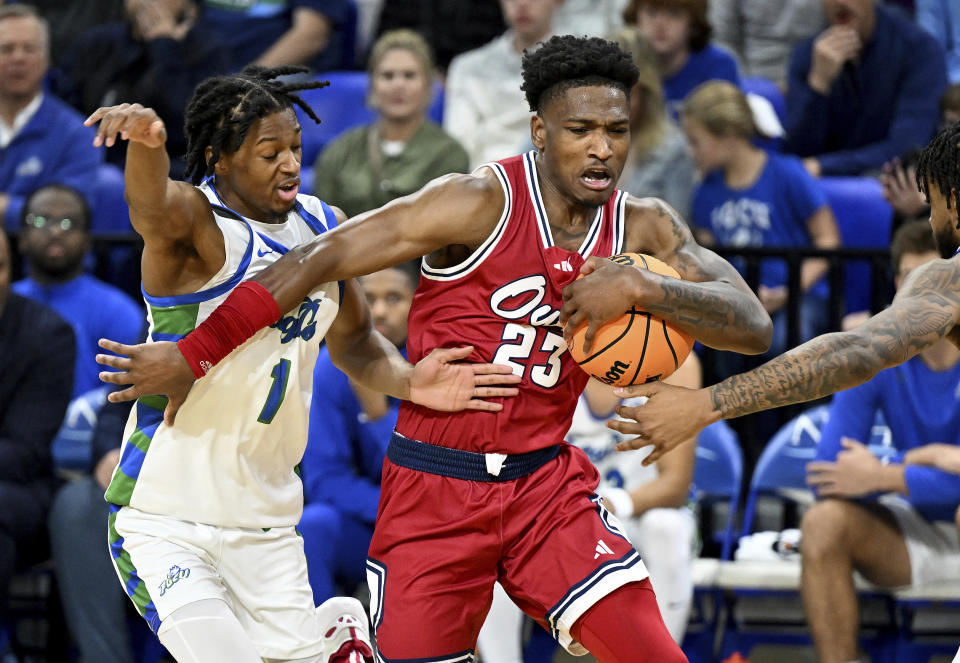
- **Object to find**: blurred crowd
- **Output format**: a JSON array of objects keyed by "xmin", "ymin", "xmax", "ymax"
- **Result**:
[{"xmin": 2, "ymin": 0, "xmax": 960, "ymax": 662}]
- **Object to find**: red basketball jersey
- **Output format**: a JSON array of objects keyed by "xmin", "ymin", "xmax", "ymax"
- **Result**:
[{"xmin": 396, "ymin": 152, "xmax": 627, "ymax": 454}]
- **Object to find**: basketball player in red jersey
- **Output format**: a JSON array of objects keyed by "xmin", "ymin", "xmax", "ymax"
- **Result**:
[{"xmin": 95, "ymin": 36, "xmax": 772, "ymax": 662}]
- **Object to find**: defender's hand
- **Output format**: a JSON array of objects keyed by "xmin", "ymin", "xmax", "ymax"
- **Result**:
[
  {"xmin": 409, "ymin": 346, "xmax": 521, "ymax": 412},
  {"xmin": 85, "ymin": 103, "xmax": 167, "ymax": 149},
  {"xmin": 560, "ymin": 257, "xmax": 646, "ymax": 354},
  {"xmin": 96, "ymin": 338, "xmax": 195, "ymax": 426},
  {"xmin": 606, "ymin": 381, "xmax": 716, "ymax": 465}
]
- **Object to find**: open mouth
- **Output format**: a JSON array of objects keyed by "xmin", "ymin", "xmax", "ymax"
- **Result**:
[
  {"xmin": 277, "ymin": 180, "xmax": 299, "ymax": 203},
  {"xmin": 581, "ymin": 168, "xmax": 612, "ymax": 191}
]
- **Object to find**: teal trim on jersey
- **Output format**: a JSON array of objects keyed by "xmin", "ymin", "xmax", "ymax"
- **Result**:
[{"xmin": 149, "ymin": 303, "xmax": 200, "ymax": 336}]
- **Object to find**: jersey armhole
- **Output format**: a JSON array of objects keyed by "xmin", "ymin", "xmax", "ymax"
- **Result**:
[{"xmin": 420, "ymin": 163, "xmax": 513, "ymax": 281}]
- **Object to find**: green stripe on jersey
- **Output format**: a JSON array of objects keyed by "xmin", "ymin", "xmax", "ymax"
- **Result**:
[
  {"xmin": 150, "ymin": 303, "xmax": 200, "ymax": 336},
  {"xmin": 108, "ymin": 514, "xmax": 152, "ymax": 617},
  {"xmin": 138, "ymin": 395, "xmax": 169, "ymax": 412},
  {"xmin": 105, "ymin": 469, "xmax": 137, "ymax": 505}
]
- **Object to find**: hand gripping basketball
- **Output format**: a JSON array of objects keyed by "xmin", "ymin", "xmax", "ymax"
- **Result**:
[{"xmin": 566, "ymin": 253, "xmax": 693, "ymax": 387}]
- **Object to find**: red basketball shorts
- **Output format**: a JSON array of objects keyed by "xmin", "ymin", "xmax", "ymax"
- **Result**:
[{"xmin": 365, "ymin": 443, "xmax": 650, "ymax": 662}]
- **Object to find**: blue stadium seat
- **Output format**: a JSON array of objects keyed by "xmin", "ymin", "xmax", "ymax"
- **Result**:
[
  {"xmin": 90, "ymin": 163, "xmax": 131, "ymax": 234},
  {"xmin": 693, "ymin": 421, "xmax": 743, "ymax": 560},
  {"xmin": 820, "ymin": 176, "xmax": 894, "ymax": 315},
  {"xmin": 296, "ymin": 71, "xmax": 376, "ymax": 168}
]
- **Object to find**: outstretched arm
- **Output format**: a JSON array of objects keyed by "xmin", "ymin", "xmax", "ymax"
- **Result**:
[
  {"xmin": 610, "ymin": 257, "xmax": 960, "ymax": 464},
  {"xmin": 561, "ymin": 197, "xmax": 773, "ymax": 354}
]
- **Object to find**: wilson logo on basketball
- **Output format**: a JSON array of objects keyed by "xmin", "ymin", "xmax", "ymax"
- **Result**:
[{"xmin": 597, "ymin": 360, "xmax": 631, "ymax": 385}]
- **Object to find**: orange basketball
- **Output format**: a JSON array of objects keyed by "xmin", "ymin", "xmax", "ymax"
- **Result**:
[{"xmin": 566, "ymin": 253, "xmax": 694, "ymax": 387}]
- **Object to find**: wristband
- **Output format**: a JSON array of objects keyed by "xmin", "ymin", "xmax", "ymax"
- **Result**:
[
  {"xmin": 598, "ymin": 486, "xmax": 635, "ymax": 519},
  {"xmin": 177, "ymin": 280, "xmax": 282, "ymax": 378}
]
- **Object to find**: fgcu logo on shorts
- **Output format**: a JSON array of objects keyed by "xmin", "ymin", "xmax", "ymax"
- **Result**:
[
  {"xmin": 157, "ymin": 565, "xmax": 190, "ymax": 597},
  {"xmin": 272, "ymin": 296, "xmax": 323, "ymax": 344}
]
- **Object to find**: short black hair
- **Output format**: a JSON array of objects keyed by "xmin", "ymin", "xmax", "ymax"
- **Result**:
[
  {"xmin": 520, "ymin": 35, "xmax": 639, "ymax": 113},
  {"xmin": 916, "ymin": 121, "xmax": 960, "ymax": 228},
  {"xmin": 183, "ymin": 65, "xmax": 329, "ymax": 185},
  {"xmin": 21, "ymin": 183, "xmax": 91, "ymax": 232}
]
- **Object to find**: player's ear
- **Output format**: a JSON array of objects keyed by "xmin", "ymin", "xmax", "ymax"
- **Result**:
[{"xmin": 531, "ymin": 114, "xmax": 546, "ymax": 151}]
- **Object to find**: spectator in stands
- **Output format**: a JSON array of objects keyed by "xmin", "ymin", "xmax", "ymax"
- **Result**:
[
  {"xmin": 0, "ymin": 4, "xmax": 103, "ymax": 232},
  {"xmin": 48, "ymin": 394, "xmax": 138, "ymax": 663},
  {"xmin": 626, "ymin": 0, "xmax": 741, "ymax": 117},
  {"xmin": 15, "ymin": 0, "xmax": 125, "ymax": 65},
  {"xmin": 567, "ymin": 353, "xmax": 702, "ymax": 643},
  {"xmin": 917, "ymin": 0, "xmax": 960, "ymax": 84},
  {"xmin": 802, "ymin": 219, "xmax": 960, "ymax": 663},
  {"xmin": 0, "ymin": 230, "xmax": 75, "ymax": 623},
  {"xmin": 684, "ymin": 81, "xmax": 841, "ymax": 356},
  {"xmin": 612, "ymin": 27, "xmax": 695, "ymax": 221},
  {"xmin": 313, "ymin": 30, "xmax": 468, "ymax": 218},
  {"xmin": 373, "ymin": 0, "xmax": 505, "ymax": 73},
  {"xmin": 299, "ymin": 261, "xmax": 420, "ymax": 605},
  {"xmin": 708, "ymin": 0, "xmax": 825, "ymax": 87},
  {"xmin": 552, "ymin": 0, "xmax": 627, "ymax": 39},
  {"xmin": 198, "ymin": 0, "xmax": 353, "ymax": 73},
  {"xmin": 12, "ymin": 184, "xmax": 143, "ymax": 398},
  {"xmin": 783, "ymin": 0, "xmax": 947, "ymax": 177},
  {"xmin": 444, "ymin": 0, "xmax": 561, "ymax": 167},
  {"xmin": 54, "ymin": 0, "xmax": 231, "ymax": 179}
]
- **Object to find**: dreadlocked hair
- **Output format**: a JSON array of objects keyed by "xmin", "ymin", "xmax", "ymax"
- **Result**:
[
  {"xmin": 521, "ymin": 35, "xmax": 639, "ymax": 113},
  {"xmin": 916, "ymin": 121, "xmax": 960, "ymax": 229},
  {"xmin": 182, "ymin": 65, "xmax": 329, "ymax": 185}
]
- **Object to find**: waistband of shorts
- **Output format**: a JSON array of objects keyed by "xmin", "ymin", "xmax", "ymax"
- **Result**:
[{"xmin": 387, "ymin": 431, "xmax": 561, "ymax": 482}]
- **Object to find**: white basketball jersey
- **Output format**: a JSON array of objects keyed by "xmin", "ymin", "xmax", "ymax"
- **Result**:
[
  {"xmin": 106, "ymin": 180, "xmax": 341, "ymax": 528},
  {"xmin": 565, "ymin": 394, "xmax": 658, "ymax": 492}
]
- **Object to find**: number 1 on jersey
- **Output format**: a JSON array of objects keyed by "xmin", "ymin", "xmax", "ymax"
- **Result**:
[{"xmin": 258, "ymin": 358, "xmax": 291, "ymax": 424}]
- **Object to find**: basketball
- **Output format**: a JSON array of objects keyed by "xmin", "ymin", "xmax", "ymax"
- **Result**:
[{"xmin": 566, "ymin": 253, "xmax": 694, "ymax": 387}]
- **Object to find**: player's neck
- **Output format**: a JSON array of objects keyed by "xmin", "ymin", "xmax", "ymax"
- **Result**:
[
  {"xmin": 919, "ymin": 338, "xmax": 960, "ymax": 372},
  {"xmin": 377, "ymin": 115, "xmax": 422, "ymax": 143}
]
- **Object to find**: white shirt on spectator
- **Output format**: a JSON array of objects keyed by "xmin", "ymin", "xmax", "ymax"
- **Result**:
[{"xmin": 0, "ymin": 93, "xmax": 42, "ymax": 149}]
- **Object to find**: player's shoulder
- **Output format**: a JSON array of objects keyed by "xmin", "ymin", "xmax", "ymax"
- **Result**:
[
  {"xmin": 622, "ymin": 193, "xmax": 686, "ymax": 230},
  {"xmin": 621, "ymin": 193, "xmax": 693, "ymax": 253}
]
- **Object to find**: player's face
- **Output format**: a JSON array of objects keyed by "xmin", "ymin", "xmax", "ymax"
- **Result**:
[
  {"xmin": 371, "ymin": 48, "xmax": 431, "ymax": 123},
  {"xmin": 533, "ymin": 85, "xmax": 630, "ymax": 208},
  {"xmin": 361, "ymin": 268, "xmax": 415, "ymax": 347},
  {"xmin": 0, "ymin": 16, "xmax": 48, "ymax": 100},
  {"xmin": 637, "ymin": 4, "xmax": 691, "ymax": 58},
  {"xmin": 215, "ymin": 108, "xmax": 302, "ymax": 223},
  {"xmin": 682, "ymin": 117, "xmax": 729, "ymax": 174},
  {"xmin": 19, "ymin": 188, "xmax": 90, "ymax": 279},
  {"xmin": 927, "ymin": 184, "xmax": 960, "ymax": 259}
]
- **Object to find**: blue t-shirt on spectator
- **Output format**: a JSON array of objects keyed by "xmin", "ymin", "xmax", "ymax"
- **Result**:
[
  {"xmin": 200, "ymin": 0, "xmax": 353, "ymax": 73},
  {"xmin": 818, "ymin": 356, "xmax": 960, "ymax": 523},
  {"xmin": 693, "ymin": 151, "xmax": 828, "ymax": 293},
  {"xmin": 13, "ymin": 275, "xmax": 143, "ymax": 398},
  {"xmin": 1, "ymin": 94, "xmax": 103, "ymax": 232},
  {"xmin": 664, "ymin": 43, "xmax": 741, "ymax": 117}
]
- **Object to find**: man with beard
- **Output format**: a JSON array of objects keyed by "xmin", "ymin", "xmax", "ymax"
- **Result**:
[{"xmin": 13, "ymin": 184, "xmax": 143, "ymax": 398}]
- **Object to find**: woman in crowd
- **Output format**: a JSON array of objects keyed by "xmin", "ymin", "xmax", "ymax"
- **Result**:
[{"xmin": 313, "ymin": 29, "xmax": 469, "ymax": 217}]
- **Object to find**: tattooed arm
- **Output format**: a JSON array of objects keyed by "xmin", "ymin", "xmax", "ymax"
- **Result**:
[
  {"xmin": 561, "ymin": 197, "xmax": 773, "ymax": 354},
  {"xmin": 610, "ymin": 257, "xmax": 960, "ymax": 465}
]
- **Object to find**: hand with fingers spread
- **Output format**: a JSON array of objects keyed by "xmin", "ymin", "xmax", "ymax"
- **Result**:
[
  {"xmin": 605, "ymin": 381, "xmax": 717, "ymax": 465},
  {"xmin": 408, "ymin": 345, "xmax": 521, "ymax": 412},
  {"xmin": 96, "ymin": 338, "xmax": 195, "ymax": 426},
  {"xmin": 560, "ymin": 256, "xmax": 650, "ymax": 353},
  {"xmin": 880, "ymin": 158, "xmax": 929, "ymax": 219},
  {"xmin": 85, "ymin": 103, "xmax": 167, "ymax": 149}
]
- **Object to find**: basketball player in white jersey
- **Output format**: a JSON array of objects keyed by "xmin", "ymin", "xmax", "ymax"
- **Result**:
[{"xmin": 85, "ymin": 66, "xmax": 519, "ymax": 663}]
